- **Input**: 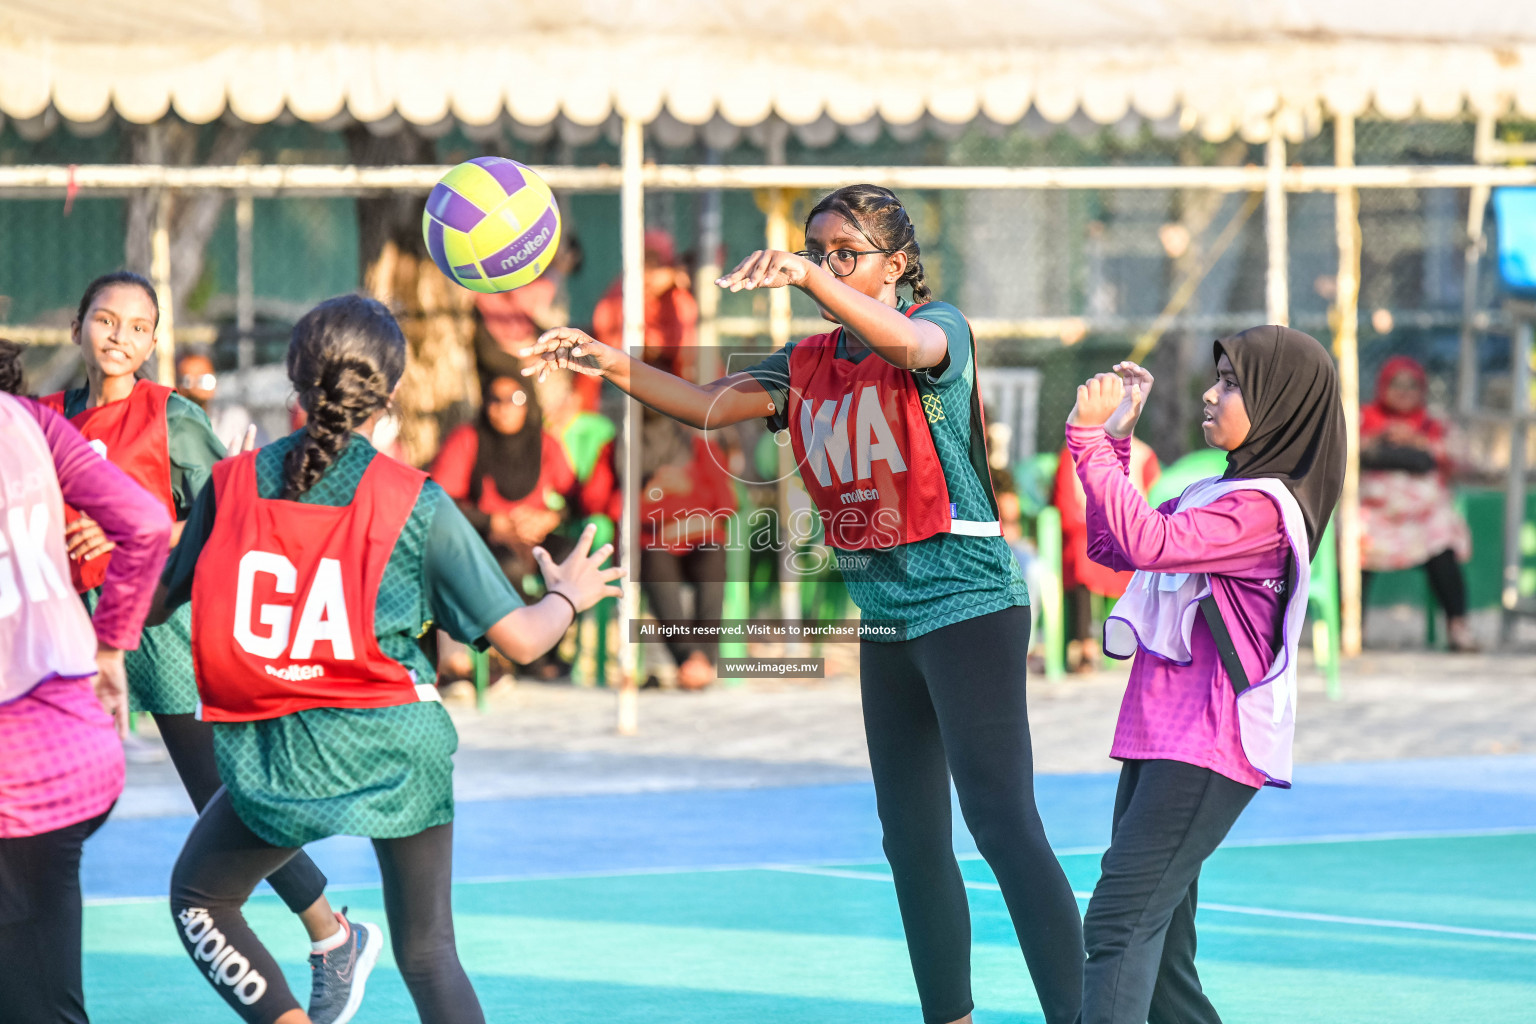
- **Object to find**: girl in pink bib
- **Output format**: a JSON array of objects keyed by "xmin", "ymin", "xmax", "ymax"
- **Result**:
[{"xmin": 1065, "ymin": 326, "xmax": 1344, "ymax": 1024}]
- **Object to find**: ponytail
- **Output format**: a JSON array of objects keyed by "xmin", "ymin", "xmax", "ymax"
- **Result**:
[
  {"xmin": 805, "ymin": 185, "xmax": 932, "ymax": 303},
  {"xmin": 282, "ymin": 295, "xmax": 406, "ymax": 500}
]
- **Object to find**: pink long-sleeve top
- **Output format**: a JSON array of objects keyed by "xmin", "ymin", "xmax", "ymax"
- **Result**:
[
  {"xmin": 0, "ymin": 399, "xmax": 172, "ymax": 837},
  {"xmin": 1066, "ymin": 424, "xmax": 1292, "ymax": 789}
]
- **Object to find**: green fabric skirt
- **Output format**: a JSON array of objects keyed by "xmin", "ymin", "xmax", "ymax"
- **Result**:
[{"xmin": 212, "ymin": 702, "xmax": 458, "ymax": 848}]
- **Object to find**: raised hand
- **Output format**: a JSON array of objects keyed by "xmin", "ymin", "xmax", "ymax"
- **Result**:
[
  {"xmin": 1104, "ymin": 361, "xmax": 1154, "ymax": 440},
  {"xmin": 533, "ymin": 522, "xmax": 625, "ymax": 613},
  {"xmin": 715, "ymin": 249, "xmax": 813, "ymax": 292},
  {"xmin": 519, "ymin": 327, "xmax": 616, "ymax": 384},
  {"xmin": 1067, "ymin": 372, "xmax": 1126, "ymax": 430}
]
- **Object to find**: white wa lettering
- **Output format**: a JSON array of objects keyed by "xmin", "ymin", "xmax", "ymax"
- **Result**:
[
  {"xmin": 853, "ymin": 385, "xmax": 907, "ymax": 480},
  {"xmin": 233, "ymin": 551, "xmax": 355, "ymax": 661},
  {"xmin": 0, "ymin": 503, "xmax": 73, "ymax": 617},
  {"xmin": 799, "ymin": 394, "xmax": 853, "ymax": 487},
  {"xmin": 801, "ymin": 385, "xmax": 908, "ymax": 486}
]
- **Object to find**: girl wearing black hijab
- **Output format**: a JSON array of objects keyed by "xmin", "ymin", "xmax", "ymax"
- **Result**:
[
  {"xmin": 430, "ymin": 372, "xmax": 579, "ymax": 591},
  {"xmin": 1063, "ymin": 325, "xmax": 1345, "ymax": 1024}
]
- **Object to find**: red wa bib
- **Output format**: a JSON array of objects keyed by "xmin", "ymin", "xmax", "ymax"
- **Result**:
[
  {"xmin": 190, "ymin": 450, "xmax": 432, "ymax": 722},
  {"xmin": 786, "ymin": 305, "xmax": 1001, "ymax": 551},
  {"xmin": 39, "ymin": 379, "xmax": 175, "ymax": 593}
]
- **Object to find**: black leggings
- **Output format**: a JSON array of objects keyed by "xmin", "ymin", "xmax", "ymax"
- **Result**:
[
  {"xmin": 169, "ymin": 789, "xmax": 481, "ymax": 1024},
  {"xmin": 640, "ymin": 546, "xmax": 727, "ymax": 665},
  {"xmin": 154, "ymin": 713, "xmax": 327, "ymax": 915},
  {"xmin": 1361, "ymin": 547, "xmax": 1468, "ymax": 619},
  {"xmin": 859, "ymin": 605, "xmax": 1083, "ymax": 1024},
  {"xmin": 0, "ymin": 808, "xmax": 111, "ymax": 1024},
  {"xmin": 1081, "ymin": 759, "xmax": 1257, "ymax": 1024}
]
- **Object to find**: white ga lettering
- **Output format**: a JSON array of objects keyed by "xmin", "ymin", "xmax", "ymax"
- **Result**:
[
  {"xmin": 0, "ymin": 503, "xmax": 74, "ymax": 618},
  {"xmin": 800, "ymin": 385, "xmax": 907, "ymax": 488},
  {"xmin": 233, "ymin": 551, "xmax": 355, "ymax": 661}
]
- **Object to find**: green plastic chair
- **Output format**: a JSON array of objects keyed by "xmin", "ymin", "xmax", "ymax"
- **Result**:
[
  {"xmin": 1307, "ymin": 518, "xmax": 1343, "ymax": 700},
  {"xmin": 1146, "ymin": 448, "xmax": 1229, "ymax": 508},
  {"xmin": 1034, "ymin": 505, "xmax": 1066, "ymax": 681}
]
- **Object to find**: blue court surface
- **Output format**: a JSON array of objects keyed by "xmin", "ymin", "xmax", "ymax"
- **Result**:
[{"xmin": 82, "ymin": 756, "xmax": 1536, "ymax": 1023}]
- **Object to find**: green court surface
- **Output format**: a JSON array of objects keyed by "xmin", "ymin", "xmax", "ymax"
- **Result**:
[{"xmin": 83, "ymin": 831, "xmax": 1535, "ymax": 1023}]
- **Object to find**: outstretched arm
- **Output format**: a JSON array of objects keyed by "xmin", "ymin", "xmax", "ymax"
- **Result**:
[
  {"xmin": 716, "ymin": 249, "xmax": 947, "ymax": 372},
  {"xmin": 520, "ymin": 328, "xmax": 776, "ymax": 429},
  {"xmin": 481, "ymin": 523, "xmax": 625, "ymax": 665}
]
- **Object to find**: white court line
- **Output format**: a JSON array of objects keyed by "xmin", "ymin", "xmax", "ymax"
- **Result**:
[
  {"xmin": 762, "ymin": 865, "xmax": 1536, "ymax": 943},
  {"xmin": 83, "ymin": 827, "xmax": 1536, "ymax": 908}
]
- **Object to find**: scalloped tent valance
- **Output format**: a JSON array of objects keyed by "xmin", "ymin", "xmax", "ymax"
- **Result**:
[{"xmin": 3, "ymin": 2, "xmax": 1536, "ymax": 142}]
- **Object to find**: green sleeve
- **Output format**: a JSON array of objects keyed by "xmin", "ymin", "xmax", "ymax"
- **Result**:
[
  {"xmin": 160, "ymin": 480, "xmax": 218, "ymax": 610},
  {"xmin": 910, "ymin": 301, "xmax": 973, "ymax": 387},
  {"xmin": 166, "ymin": 393, "xmax": 227, "ymax": 518},
  {"xmin": 737, "ymin": 342, "xmax": 795, "ymax": 432},
  {"xmin": 420, "ymin": 483, "xmax": 523, "ymax": 647}
]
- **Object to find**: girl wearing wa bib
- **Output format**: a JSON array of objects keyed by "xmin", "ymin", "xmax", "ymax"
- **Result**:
[
  {"xmin": 522, "ymin": 186, "xmax": 1082, "ymax": 1024},
  {"xmin": 1065, "ymin": 327, "xmax": 1344, "ymax": 1024}
]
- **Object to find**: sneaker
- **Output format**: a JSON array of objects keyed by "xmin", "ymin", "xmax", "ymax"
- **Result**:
[{"xmin": 307, "ymin": 908, "xmax": 383, "ymax": 1024}]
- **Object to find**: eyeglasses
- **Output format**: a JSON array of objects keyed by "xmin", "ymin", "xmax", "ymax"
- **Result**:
[
  {"xmin": 794, "ymin": 248, "xmax": 894, "ymax": 278},
  {"xmin": 179, "ymin": 373, "xmax": 216, "ymax": 391}
]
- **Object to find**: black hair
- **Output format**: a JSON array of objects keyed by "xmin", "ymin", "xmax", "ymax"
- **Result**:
[
  {"xmin": 0, "ymin": 339, "xmax": 24, "ymax": 395},
  {"xmin": 75, "ymin": 271, "xmax": 160, "ymax": 329},
  {"xmin": 282, "ymin": 294, "xmax": 407, "ymax": 500},
  {"xmin": 804, "ymin": 184, "xmax": 931, "ymax": 303}
]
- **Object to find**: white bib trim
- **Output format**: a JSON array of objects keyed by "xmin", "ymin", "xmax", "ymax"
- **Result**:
[{"xmin": 1102, "ymin": 476, "xmax": 1312, "ymax": 787}]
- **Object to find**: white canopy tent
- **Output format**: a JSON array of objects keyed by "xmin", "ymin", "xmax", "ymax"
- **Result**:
[
  {"xmin": 3, "ymin": 1, "xmax": 1536, "ymax": 141},
  {"xmin": 7, "ymin": 1, "xmax": 1536, "ymax": 677}
]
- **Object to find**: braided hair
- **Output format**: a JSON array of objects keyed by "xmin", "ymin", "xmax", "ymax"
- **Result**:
[
  {"xmin": 281, "ymin": 295, "xmax": 406, "ymax": 500},
  {"xmin": 805, "ymin": 184, "xmax": 932, "ymax": 303}
]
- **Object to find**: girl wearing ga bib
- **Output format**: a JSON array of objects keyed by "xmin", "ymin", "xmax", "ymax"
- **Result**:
[
  {"xmin": 41, "ymin": 273, "xmax": 363, "ymax": 1017},
  {"xmin": 1064, "ymin": 327, "xmax": 1344, "ymax": 1024},
  {"xmin": 522, "ymin": 185, "xmax": 1083, "ymax": 1024},
  {"xmin": 154, "ymin": 295, "xmax": 622, "ymax": 1024}
]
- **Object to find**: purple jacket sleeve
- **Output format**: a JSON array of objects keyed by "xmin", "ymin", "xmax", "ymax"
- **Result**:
[
  {"xmin": 26, "ymin": 399, "xmax": 172, "ymax": 651},
  {"xmin": 1066, "ymin": 423, "xmax": 1285, "ymax": 576}
]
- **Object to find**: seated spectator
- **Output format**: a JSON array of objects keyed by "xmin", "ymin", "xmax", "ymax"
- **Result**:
[
  {"xmin": 638, "ymin": 411, "xmax": 737, "ymax": 691},
  {"xmin": 431, "ymin": 372, "xmax": 578, "ymax": 677},
  {"xmin": 1054, "ymin": 435, "xmax": 1160, "ymax": 672},
  {"xmin": 589, "ymin": 229, "xmax": 698, "ymax": 410},
  {"xmin": 176, "ymin": 350, "xmax": 262, "ymax": 451},
  {"xmin": 536, "ymin": 366, "xmax": 620, "ymax": 527},
  {"xmin": 1360, "ymin": 356, "xmax": 1476, "ymax": 651}
]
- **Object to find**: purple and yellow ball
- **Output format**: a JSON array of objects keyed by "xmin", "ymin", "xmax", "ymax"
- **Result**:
[{"xmin": 422, "ymin": 156, "xmax": 561, "ymax": 294}]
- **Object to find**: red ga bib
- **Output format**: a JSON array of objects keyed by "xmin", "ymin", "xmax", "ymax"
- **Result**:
[
  {"xmin": 786, "ymin": 306, "xmax": 1001, "ymax": 551},
  {"xmin": 39, "ymin": 380, "xmax": 175, "ymax": 593},
  {"xmin": 190, "ymin": 450, "xmax": 431, "ymax": 722}
]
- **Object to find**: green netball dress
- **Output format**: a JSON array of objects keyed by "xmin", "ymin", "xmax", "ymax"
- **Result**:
[
  {"xmin": 160, "ymin": 432, "xmax": 522, "ymax": 847},
  {"xmin": 743, "ymin": 298, "xmax": 1029, "ymax": 640},
  {"xmin": 61, "ymin": 388, "xmax": 225, "ymax": 713}
]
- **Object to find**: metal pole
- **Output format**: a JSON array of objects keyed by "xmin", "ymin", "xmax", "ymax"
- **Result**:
[
  {"xmin": 150, "ymin": 188, "xmax": 177, "ymax": 385},
  {"xmin": 1265, "ymin": 132, "xmax": 1290, "ymax": 326},
  {"xmin": 694, "ymin": 148, "xmax": 723, "ymax": 381},
  {"xmin": 1333, "ymin": 115, "xmax": 1365, "ymax": 659},
  {"xmin": 764, "ymin": 187, "xmax": 803, "ymax": 644},
  {"xmin": 1502, "ymin": 313, "xmax": 1533, "ymax": 642},
  {"xmin": 235, "ymin": 193, "xmax": 255, "ymax": 370},
  {"xmin": 617, "ymin": 115, "xmax": 644, "ymax": 733},
  {"xmin": 1458, "ymin": 184, "xmax": 1490, "ymax": 416}
]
